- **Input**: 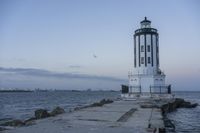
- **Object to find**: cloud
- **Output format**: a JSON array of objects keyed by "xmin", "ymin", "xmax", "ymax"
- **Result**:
[
  {"xmin": 0, "ymin": 67, "xmax": 126, "ymax": 82},
  {"xmin": 68, "ymin": 65, "xmax": 82, "ymax": 69}
]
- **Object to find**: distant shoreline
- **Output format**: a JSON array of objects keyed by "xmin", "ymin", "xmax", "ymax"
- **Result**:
[
  {"xmin": 0, "ymin": 90, "xmax": 33, "ymax": 93},
  {"xmin": 0, "ymin": 89, "xmax": 119, "ymax": 93},
  {"xmin": 0, "ymin": 89, "xmax": 199, "ymax": 93}
]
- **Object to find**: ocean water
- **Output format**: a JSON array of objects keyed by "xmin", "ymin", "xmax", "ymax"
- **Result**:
[
  {"xmin": 0, "ymin": 91, "xmax": 199, "ymax": 133},
  {"xmin": 0, "ymin": 91, "xmax": 120, "ymax": 121},
  {"xmin": 167, "ymin": 91, "xmax": 200, "ymax": 133}
]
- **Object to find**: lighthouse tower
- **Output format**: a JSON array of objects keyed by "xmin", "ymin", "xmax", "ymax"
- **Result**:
[{"xmin": 122, "ymin": 17, "xmax": 171, "ymax": 97}]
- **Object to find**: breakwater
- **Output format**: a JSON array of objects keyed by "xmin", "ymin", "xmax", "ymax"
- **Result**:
[{"xmin": 0, "ymin": 97, "xmax": 198, "ymax": 133}]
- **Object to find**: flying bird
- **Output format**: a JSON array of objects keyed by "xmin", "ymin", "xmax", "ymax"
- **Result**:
[{"xmin": 93, "ymin": 54, "xmax": 97, "ymax": 58}]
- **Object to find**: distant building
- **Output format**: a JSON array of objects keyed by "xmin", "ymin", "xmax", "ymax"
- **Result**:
[{"xmin": 122, "ymin": 17, "xmax": 171, "ymax": 98}]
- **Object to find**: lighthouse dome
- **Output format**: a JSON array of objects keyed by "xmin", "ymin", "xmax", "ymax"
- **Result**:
[{"xmin": 140, "ymin": 17, "xmax": 151, "ymax": 28}]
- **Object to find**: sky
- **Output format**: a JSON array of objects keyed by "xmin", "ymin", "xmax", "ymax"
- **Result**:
[{"xmin": 0, "ymin": 0, "xmax": 200, "ymax": 90}]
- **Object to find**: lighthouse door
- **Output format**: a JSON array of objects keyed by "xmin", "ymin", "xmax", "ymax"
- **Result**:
[{"xmin": 140, "ymin": 77, "xmax": 153, "ymax": 93}]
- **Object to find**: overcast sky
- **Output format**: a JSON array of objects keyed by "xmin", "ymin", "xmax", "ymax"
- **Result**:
[{"xmin": 0, "ymin": 0, "xmax": 200, "ymax": 90}]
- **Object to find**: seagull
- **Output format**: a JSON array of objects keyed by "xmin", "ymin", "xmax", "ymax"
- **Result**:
[{"xmin": 93, "ymin": 54, "xmax": 97, "ymax": 58}]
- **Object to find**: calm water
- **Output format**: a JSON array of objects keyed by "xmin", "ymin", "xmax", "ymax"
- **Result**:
[
  {"xmin": 0, "ymin": 91, "xmax": 120, "ymax": 121},
  {"xmin": 168, "ymin": 91, "xmax": 200, "ymax": 133},
  {"xmin": 0, "ymin": 91, "xmax": 199, "ymax": 133}
]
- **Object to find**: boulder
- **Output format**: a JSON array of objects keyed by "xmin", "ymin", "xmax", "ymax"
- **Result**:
[
  {"xmin": 50, "ymin": 107, "xmax": 65, "ymax": 116},
  {"xmin": 163, "ymin": 117, "xmax": 175, "ymax": 132},
  {"xmin": 24, "ymin": 117, "xmax": 36, "ymax": 123},
  {"xmin": 35, "ymin": 109, "xmax": 50, "ymax": 119},
  {"xmin": 189, "ymin": 103, "xmax": 198, "ymax": 108},
  {"xmin": 159, "ymin": 128, "xmax": 166, "ymax": 133},
  {"xmin": 74, "ymin": 99, "xmax": 114, "ymax": 111},
  {"xmin": 24, "ymin": 117, "xmax": 37, "ymax": 126},
  {"xmin": 0, "ymin": 126, "xmax": 6, "ymax": 131},
  {"xmin": 181, "ymin": 102, "xmax": 198, "ymax": 108},
  {"xmin": 91, "ymin": 102, "xmax": 103, "ymax": 107},
  {"xmin": 173, "ymin": 98, "xmax": 184, "ymax": 108},
  {"xmin": 100, "ymin": 99, "xmax": 113, "ymax": 104},
  {"xmin": 90, "ymin": 99, "xmax": 113, "ymax": 107},
  {"xmin": 174, "ymin": 98, "xmax": 198, "ymax": 108},
  {"xmin": 0, "ymin": 119, "xmax": 25, "ymax": 127},
  {"xmin": 162, "ymin": 98, "xmax": 198, "ymax": 114}
]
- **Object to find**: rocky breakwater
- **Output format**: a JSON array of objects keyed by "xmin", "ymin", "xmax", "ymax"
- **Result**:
[
  {"xmin": 161, "ymin": 98, "xmax": 198, "ymax": 132},
  {"xmin": 0, "ymin": 106, "xmax": 65, "ymax": 130},
  {"xmin": 0, "ymin": 99, "xmax": 113, "ymax": 131},
  {"xmin": 74, "ymin": 98, "xmax": 113, "ymax": 110}
]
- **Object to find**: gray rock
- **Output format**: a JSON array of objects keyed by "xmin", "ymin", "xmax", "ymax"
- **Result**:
[
  {"xmin": 24, "ymin": 117, "xmax": 36, "ymax": 123},
  {"xmin": 100, "ymin": 99, "xmax": 113, "ymax": 104},
  {"xmin": 0, "ymin": 126, "xmax": 6, "ymax": 131},
  {"xmin": 24, "ymin": 117, "xmax": 37, "ymax": 126},
  {"xmin": 90, "ymin": 99, "xmax": 113, "ymax": 107},
  {"xmin": 91, "ymin": 102, "xmax": 103, "ymax": 107},
  {"xmin": 161, "ymin": 98, "xmax": 198, "ymax": 132},
  {"xmin": 162, "ymin": 98, "xmax": 198, "ymax": 114},
  {"xmin": 181, "ymin": 102, "xmax": 198, "ymax": 108},
  {"xmin": 163, "ymin": 117, "xmax": 175, "ymax": 132},
  {"xmin": 190, "ymin": 103, "xmax": 198, "ymax": 108},
  {"xmin": 50, "ymin": 107, "xmax": 65, "ymax": 116},
  {"xmin": 74, "ymin": 99, "xmax": 114, "ymax": 111},
  {"xmin": 0, "ymin": 119, "xmax": 25, "ymax": 127},
  {"xmin": 159, "ymin": 128, "xmax": 166, "ymax": 133},
  {"xmin": 35, "ymin": 109, "xmax": 50, "ymax": 119}
]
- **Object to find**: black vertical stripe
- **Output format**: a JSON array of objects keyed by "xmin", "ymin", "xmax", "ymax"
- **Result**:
[
  {"xmin": 156, "ymin": 35, "xmax": 158, "ymax": 67},
  {"xmin": 151, "ymin": 34, "xmax": 153, "ymax": 67},
  {"xmin": 138, "ymin": 35, "xmax": 141, "ymax": 67},
  {"xmin": 134, "ymin": 35, "xmax": 136, "ymax": 67},
  {"xmin": 156, "ymin": 35, "xmax": 157, "ymax": 67},
  {"xmin": 157, "ymin": 35, "xmax": 159, "ymax": 66},
  {"xmin": 155, "ymin": 35, "xmax": 157, "ymax": 67},
  {"xmin": 144, "ymin": 34, "xmax": 147, "ymax": 66},
  {"xmin": 139, "ymin": 35, "xmax": 140, "ymax": 67}
]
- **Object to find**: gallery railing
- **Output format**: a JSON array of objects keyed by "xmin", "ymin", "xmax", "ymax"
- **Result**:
[
  {"xmin": 121, "ymin": 85, "xmax": 141, "ymax": 94},
  {"xmin": 121, "ymin": 84, "xmax": 171, "ymax": 94},
  {"xmin": 129, "ymin": 85, "xmax": 141, "ymax": 93},
  {"xmin": 150, "ymin": 85, "xmax": 171, "ymax": 94}
]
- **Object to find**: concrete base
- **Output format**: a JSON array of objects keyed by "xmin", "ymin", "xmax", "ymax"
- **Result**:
[{"xmin": 121, "ymin": 93, "xmax": 173, "ymax": 99}]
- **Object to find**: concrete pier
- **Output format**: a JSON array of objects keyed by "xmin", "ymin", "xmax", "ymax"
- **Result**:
[{"xmin": 3, "ymin": 98, "xmax": 169, "ymax": 133}]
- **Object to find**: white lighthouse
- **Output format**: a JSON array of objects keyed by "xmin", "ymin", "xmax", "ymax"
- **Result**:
[{"xmin": 122, "ymin": 17, "xmax": 171, "ymax": 98}]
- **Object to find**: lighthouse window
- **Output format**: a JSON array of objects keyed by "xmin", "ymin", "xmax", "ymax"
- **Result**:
[
  {"xmin": 147, "ymin": 45, "xmax": 151, "ymax": 52},
  {"xmin": 141, "ymin": 57, "xmax": 144, "ymax": 64},
  {"xmin": 148, "ymin": 57, "xmax": 151, "ymax": 63},
  {"xmin": 141, "ymin": 46, "xmax": 144, "ymax": 52}
]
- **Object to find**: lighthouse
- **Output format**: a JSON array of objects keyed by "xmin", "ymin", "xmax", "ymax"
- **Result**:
[{"xmin": 122, "ymin": 17, "xmax": 171, "ymax": 97}]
